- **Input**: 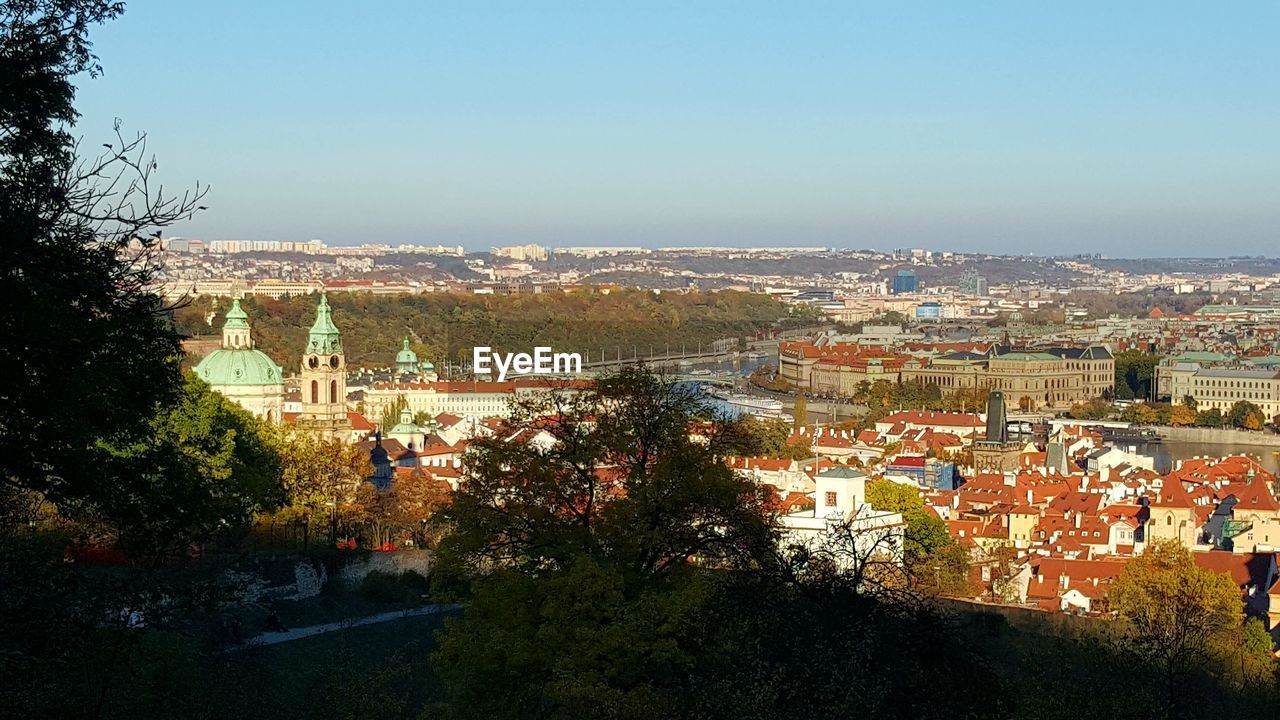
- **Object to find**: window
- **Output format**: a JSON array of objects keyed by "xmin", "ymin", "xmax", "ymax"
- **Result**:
[
  {"xmin": 310, "ymin": 380, "xmax": 318, "ymax": 404},
  {"xmin": 825, "ymin": 491, "xmax": 838, "ymax": 507},
  {"xmin": 330, "ymin": 380, "xmax": 338, "ymax": 404}
]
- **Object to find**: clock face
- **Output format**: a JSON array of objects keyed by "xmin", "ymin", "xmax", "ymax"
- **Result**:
[
  {"xmin": 308, "ymin": 356, "xmax": 319, "ymax": 369},
  {"xmin": 329, "ymin": 355, "xmax": 340, "ymax": 369}
]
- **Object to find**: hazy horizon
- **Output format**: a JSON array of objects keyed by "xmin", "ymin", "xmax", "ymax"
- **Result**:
[{"xmin": 74, "ymin": 1, "xmax": 1280, "ymax": 256}]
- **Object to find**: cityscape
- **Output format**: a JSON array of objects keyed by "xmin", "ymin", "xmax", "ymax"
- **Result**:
[{"xmin": 5, "ymin": 3, "xmax": 1280, "ymax": 720}]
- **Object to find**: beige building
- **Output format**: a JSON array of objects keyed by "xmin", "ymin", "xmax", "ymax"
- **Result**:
[
  {"xmin": 901, "ymin": 346, "xmax": 1113, "ymax": 410},
  {"xmin": 1167, "ymin": 364, "xmax": 1280, "ymax": 418}
]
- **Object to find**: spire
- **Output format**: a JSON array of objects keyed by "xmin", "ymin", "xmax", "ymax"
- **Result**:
[
  {"xmin": 223, "ymin": 298, "xmax": 250, "ymax": 329},
  {"xmin": 306, "ymin": 293, "xmax": 342, "ymax": 354},
  {"xmin": 221, "ymin": 298, "xmax": 252, "ymax": 348},
  {"xmin": 402, "ymin": 337, "xmax": 411, "ymax": 352}
]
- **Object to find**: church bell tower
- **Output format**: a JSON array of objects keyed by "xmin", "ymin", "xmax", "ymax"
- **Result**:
[{"xmin": 298, "ymin": 293, "xmax": 351, "ymax": 439}]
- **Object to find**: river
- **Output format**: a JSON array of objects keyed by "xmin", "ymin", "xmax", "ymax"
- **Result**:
[{"xmin": 1126, "ymin": 440, "xmax": 1280, "ymax": 474}]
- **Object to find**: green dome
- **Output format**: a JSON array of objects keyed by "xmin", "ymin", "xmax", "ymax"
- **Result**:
[
  {"xmin": 388, "ymin": 406, "xmax": 420, "ymax": 434},
  {"xmin": 194, "ymin": 347, "xmax": 283, "ymax": 386},
  {"xmin": 395, "ymin": 337, "xmax": 418, "ymax": 365}
]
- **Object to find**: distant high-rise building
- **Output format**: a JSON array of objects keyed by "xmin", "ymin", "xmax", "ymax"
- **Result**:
[
  {"xmin": 891, "ymin": 269, "xmax": 918, "ymax": 294},
  {"xmin": 959, "ymin": 266, "xmax": 988, "ymax": 295},
  {"xmin": 492, "ymin": 244, "xmax": 548, "ymax": 262}
]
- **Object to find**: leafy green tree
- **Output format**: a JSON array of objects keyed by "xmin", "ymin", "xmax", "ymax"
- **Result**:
[
  {"xmin": 266, "ymin": 427, "xmax": 371, "ymax": 547},
  {"xmin": 1113, "ymin": 350, "xmax": 1160, "ymax": 401},
  {"xmin": 436, "ymin": 366, "xmax": 777, "ymax": 583},
  {"xmin": 1227, "ymin": 400, "xmax": 1265, "ymax": 430},
  {"xmin": 379, "ymin": 393, "xmax": 409, "ymax": 430},
  {"xmin": 1109, "ymin": 540, "xmax": 1242, "ymax": 708},
  {"xmin": 864, "ymin": 478, "xmax": 969, "ymax": 595},
  {"xmin": 734, "ymin": 416, "xmax": 810, "ymax": 459},
  {"xmin": 1, "ymin": 0, "xmax": 205, "ymax": 528},
  {"xmin": 1196, "ymin": 407, "xmax": 1224, "ymax": 427},
  {"xmin": 97, "ymin": 373, "xmax": 283, "ymax": 552},
  {"xmin": 1242, "ymin": 617, "xmax": 1274, "ymax": 660}
]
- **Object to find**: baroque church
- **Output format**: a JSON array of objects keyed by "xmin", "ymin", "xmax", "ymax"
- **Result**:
[
  {"xmin": 193, "ymin": 298, "xmax": 284, "ymax": 422},
  {"xmin": 196, "ymin": 294, "xmax": 352, "ymax": 439}
]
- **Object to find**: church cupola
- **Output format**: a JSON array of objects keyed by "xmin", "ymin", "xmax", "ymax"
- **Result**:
[{"xmin": 221, "ymin": 298, "xmax": 252, "ymax": 349}]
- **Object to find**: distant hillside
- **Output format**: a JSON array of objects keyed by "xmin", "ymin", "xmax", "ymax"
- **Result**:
[{"xmin": 174, "ymin": 288, "xmax": 811, "ymax": 371}]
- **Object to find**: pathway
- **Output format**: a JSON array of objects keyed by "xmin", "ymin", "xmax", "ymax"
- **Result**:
[{"xmin": 238, "ymin": 603, "xmax": 461, "ymax": 649}]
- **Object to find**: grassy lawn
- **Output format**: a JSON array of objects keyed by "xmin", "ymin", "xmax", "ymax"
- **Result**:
[{"xmin": 219, "ymin": 610, "xmax": 458, "ymax": 719}]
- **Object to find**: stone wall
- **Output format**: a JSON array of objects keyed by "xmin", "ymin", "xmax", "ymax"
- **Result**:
[{"xmin": 337, "ymin": 550, "xmax": 433, "ymax": 585}]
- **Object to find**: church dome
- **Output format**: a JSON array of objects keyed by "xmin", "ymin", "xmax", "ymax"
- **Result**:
[
  {"xmin": 194, "ymin": 347, "xmax": 283, "ymax": 386},
  {"xmin": 395, "ymin": 337, "xmax": 418, "ymax": 365}
]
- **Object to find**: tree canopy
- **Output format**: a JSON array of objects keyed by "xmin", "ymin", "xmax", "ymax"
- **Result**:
[
  {"xmin": 436, "ymin": 367, "xmax": 778, "ymax": 584},
  {"xmin": 1109, "ymin": 540, "xmax": 1242, "ymax": 707},
  {"xmin": 1, "ymin": 0, "xmax": 204, "ymax": 527}
]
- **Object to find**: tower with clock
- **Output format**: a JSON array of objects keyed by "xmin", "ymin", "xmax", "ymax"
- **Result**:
[{"xmin": 298, "ymin": 293, "xmax": 352, "ymax": 439}]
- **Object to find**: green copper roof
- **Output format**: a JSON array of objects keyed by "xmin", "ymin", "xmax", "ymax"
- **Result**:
[
  {"xmin": 389, "ymin": 406, "xmax": 419, "ymax": 434},
  {"xmin": 306, "ymin": 294, "xmax": 342, "ymax": 354},
  {"xmin": 194, "ymin": 346, "xmax": 283, "ymax": 386},
  {"xmin": 396, "ymin": 337, "xmax": 418, "ymax": 364},
  {"xmin": 222, "ymin": 298, "xmax": 250, "ymax": 329}
]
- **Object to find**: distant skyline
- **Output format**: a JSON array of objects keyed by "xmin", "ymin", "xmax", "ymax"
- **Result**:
[{"xmin": 73, "ymin": 1, "xmax": 1280, "ymax": 256}]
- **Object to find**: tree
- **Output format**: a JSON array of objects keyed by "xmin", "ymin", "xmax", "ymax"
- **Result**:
[
  {"xmin": 890, "ymin": 483, "xmax": 965, "ymax": 588},
  {"xmin": 984, "ymin": 540, "xmax": 1021, "ymax": 602},
  {"xmin": 792, "ymin": 395, "xmax": 809, "ymax": 427},
  {"xmin": 354, "ymin": 468, "xmax": 451, "ymax": 548},
  {"xmin": 1181, "ymin": 394, "xmax": 1198, "ymax": 412},
  {"xmin": 435, "ymin": 366, "xmax": 778, "ymax": 583},
  {"xmin": 1, "ymin": 1, "xmax": 206, "ymax": 525},
  {"xmin": 1228, "ymin": 400, "xmax": 1265, "ymax": 430},
  {"xmin": 864, "ymin": 478, "xmax": 968, "ymax": 594},
  {"xmin": 1196, "ymin": 407, "xmax": 1224, "ymax": 427},
  {"xmin": 1069, "ymin": 398, "xmax": 1113, "ymax": 420},
  {"xmin": 1113, "ymin": 350, "xmax": 1160, "ymax": 400},
  {"xmin": 1169, "ymin": 404, "xmax": 1196, "ymax": 427},
  {"xmin": 267, "ymin": 428, "xmax": 371, "ymax": 547},
  {"xmin": 379, "ymin": 393, "xmax": 409, "ymax": 430},
  {"xmin": 1242, "ymin": 617, "xmax": 1274, "ymax": 660},
  {"xmin": 1108, "ymin": 540, "xmax": 1242, "ymax": 709},
  {"xmin": 735, "ymin": 416, "xmax": 810, "ymax": 460},
  {"xmin": 89, "ymin": 373, "xmax": 282, "ymax": 552}
]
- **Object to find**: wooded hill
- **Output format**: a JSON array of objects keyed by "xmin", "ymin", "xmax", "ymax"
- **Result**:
[{"xmin": 174, "ymin": 288, "xmax": 814, "ymax": 370}]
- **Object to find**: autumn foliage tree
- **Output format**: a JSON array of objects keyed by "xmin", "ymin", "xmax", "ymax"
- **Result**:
[
  {"xmin": 1109, "ymin": 540, "xmax": 1242, "ymax": 710},
  {"xmin": 264, "ymin": 428, "xmax": 371, "ymax": 547}
]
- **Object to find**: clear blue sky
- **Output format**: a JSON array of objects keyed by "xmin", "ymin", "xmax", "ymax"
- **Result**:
[{"xmin": 73, "ymin": 1, "xmax": 1280, "ymax": 255}]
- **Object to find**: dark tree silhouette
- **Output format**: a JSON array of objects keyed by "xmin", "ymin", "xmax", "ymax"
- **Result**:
[{"xmin": 1, "ymin": 1, "xmax": 206, "ymax": 524}]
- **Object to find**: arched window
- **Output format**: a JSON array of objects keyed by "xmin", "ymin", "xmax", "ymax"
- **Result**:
[
  {"xmin": 265, "ymin": 409, "xmax": 273, "ymax": 423},
  {"xmin": 1166, "ymin": 515, "xmax": 1173, "ymax": 526},
  {"xmin": 330, "ymin": 380, "xmax": 338, "ymax": 405},
  {"xmin": 310, "ymin": 380, "xmax": 318, "ymax": 404}
]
